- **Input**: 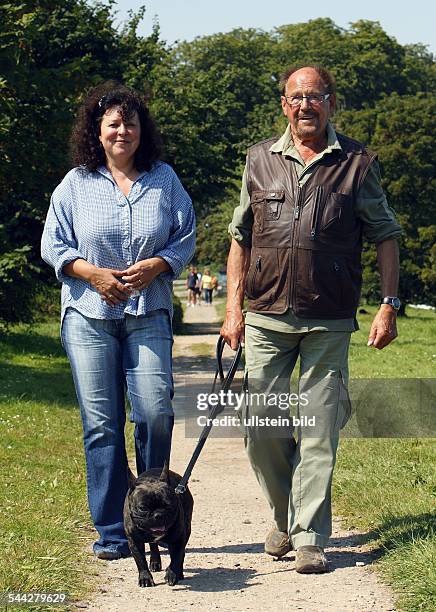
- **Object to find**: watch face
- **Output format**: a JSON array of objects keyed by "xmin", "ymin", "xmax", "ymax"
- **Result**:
[{"xmin": 383, "ymin": 297, "xmax": 401, "ymax": 310}]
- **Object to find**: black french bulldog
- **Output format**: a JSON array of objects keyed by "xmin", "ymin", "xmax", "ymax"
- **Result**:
[{"xmin": 123, "ymin": 462, "xmax": 193, "ymax": 587}]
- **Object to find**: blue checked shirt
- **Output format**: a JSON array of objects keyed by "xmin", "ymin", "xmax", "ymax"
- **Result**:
[{"xmin": 41, "ymin": 162, "xmax": 195, "ymax": 320}]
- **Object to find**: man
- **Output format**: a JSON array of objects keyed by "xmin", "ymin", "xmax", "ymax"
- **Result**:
[{"xmin": 221, "ymin": 65, "xmax": 401, "ymax": 574}]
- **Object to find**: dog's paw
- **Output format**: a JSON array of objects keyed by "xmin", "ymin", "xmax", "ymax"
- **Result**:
[
  {"xmin": 150, "ymin": 558, "xmax": 162, "ymax": 572},
  {"xmin": 164, "ymin": 567, "xmax": 179, "ymax": 586},
  {"xmin": 138, "ymin": 571, "xmax": 155, "ymax": 587}
]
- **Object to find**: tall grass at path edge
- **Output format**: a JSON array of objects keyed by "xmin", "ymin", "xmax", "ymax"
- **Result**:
[{"xmin": 0, "ymin": 307, "xmax": 434, "ymax": 610}]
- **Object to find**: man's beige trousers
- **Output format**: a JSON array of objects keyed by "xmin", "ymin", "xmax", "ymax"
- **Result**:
[{"xmin": 243, "ymin": 325, "xmax": 352, "ymax": 549}]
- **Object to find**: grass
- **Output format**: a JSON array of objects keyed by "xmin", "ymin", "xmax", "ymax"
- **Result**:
[
  {"xmin": 328, "ymin": 307, "xmax": 435, "ymax": 611},
  {"xmin": 0, "ymin": 307, "xmax": 434, "ymax": 610},
  {"xmin": 0, "ymin": 322, "xmax": 135, "ymax": 610},
  {"xmin": 348, "ymin": 306, "xmax": 435, "ymax": 377},
  {"xmin": 214, "ymin": 303, "xmax": 436, "ymax": 610},
  {"xmin": 334, "ymin": 439, "xmax": 435, "ymax": 611}
]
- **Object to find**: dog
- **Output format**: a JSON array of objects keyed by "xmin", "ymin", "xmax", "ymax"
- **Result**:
[{"xmin": 123, "ymin": 462, "xmax": 193, "ymax": 587}]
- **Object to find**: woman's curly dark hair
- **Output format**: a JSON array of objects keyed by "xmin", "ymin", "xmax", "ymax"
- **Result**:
[{"xmin": 70, "ymin": 81, "xmax": 162, "ymax": 172}]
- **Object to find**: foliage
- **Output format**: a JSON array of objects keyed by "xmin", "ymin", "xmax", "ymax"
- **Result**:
[
  {"xmin": 1, "ymin": 6, "xmax": 435, "ymax": 324},
  {"xmin": 172, "ymin": 293, "xmax": 183, "ymax": 334},
  {"xmin": 335, "ymin": 93, "xmax": 436, "ymax": 306},
  {"xmin": 195, "ymin": 189, "xmax": 237, "ymax": 265},
  {"xmin": 0, "ymin": 0, "xmax": 163, "ymax": 324},
  {"xmin": 0, "ymin": 245, "xmax": 40, "ymax": 324},
  {"xmin": 275, "ymin": 19, "xmax": 436, "ymax": 109},
  {"xmin": 148, "ymin": 28, "xmax": 280, "ymax": 216}
]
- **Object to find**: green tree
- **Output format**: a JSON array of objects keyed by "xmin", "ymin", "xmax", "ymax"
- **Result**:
[
  {"xmin": 1, "ymin": 10, "xmax": 435, "ymax": 320},
  {"xmin": 0, "ymin": 0, "xmax": 164, "ymax": 323},
  {"xmin": 335, "ymin": 93, "xmax": 436, "ymax": 307},
  {"xmin": 149, "ymin": 28, "xmax": 278, "ymax": 216},
  {"xmin": 274, "ymin": 19, "xmax": 436, "ymax": 109},
  {"xmin": 195, "ymin": 189, "xmax": 238, "ymax": 265}
]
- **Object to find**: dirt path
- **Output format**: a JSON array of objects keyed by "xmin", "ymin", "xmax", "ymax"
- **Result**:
[{"xmin": 80, "ymin": 303, "xmax": 396, "ymax": 612}]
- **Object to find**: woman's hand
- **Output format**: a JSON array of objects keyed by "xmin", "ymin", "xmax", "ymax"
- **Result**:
[
  {"xmin": 120, "ymin": 257, "xmax": 170, "ymax": 291},
  {"xmin": 63, "ymin": 259, "xmax": 131, "ymax": 307},
  {"xmin": 90, "ymin": 267, "xmax": 132, "ymax": 307}
]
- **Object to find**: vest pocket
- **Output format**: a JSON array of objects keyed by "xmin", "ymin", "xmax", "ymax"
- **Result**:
[
  {"xmin": 245, "ymin": 248, "xmax": 281, "ymax": 303},
  {"xmin": 296, "ymin": 251, "xmax": 360, "ymax": 315},
  {"xmin": 310, "ymin": 186, "xmax": 324, "ymax": 240},
  {"xmin": 320, "ymin": 192, "xmax": 352, "ymax": 232},
  {"xmin": 251, "ymin": 190, "xmax": 285, "ymax": 233}
]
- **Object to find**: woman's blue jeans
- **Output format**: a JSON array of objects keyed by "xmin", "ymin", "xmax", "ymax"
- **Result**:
[{"xmin": 62, "ymin": 308, "xmax": 174, "ymax": 555}]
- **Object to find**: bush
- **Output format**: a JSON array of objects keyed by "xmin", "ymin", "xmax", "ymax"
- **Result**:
[
  {"xmin": 33, "ymin": 285, "xmax": 62, "ymax": 321},
  {"xmin": 172, "ymin": 293, "xmax": 183, "ymax": 334},
  {"xmin": 0, "ymin": 247, "xmax": 40, "ymax": 325}
]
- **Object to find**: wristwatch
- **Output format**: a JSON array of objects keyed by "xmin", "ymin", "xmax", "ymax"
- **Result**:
[{"xmin": 381, "ymin": 296, "xmax": 401, "ymax": 311}]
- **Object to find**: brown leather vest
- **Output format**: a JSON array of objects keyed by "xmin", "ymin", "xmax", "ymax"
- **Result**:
[{"xmin": 246, "ymin": 133, "xmax": 376, "ymax": 318}]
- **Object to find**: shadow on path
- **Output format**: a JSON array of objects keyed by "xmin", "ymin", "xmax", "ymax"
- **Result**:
[
  {"xmin": 180, "ymin": 321, "xmax": 222, "ymax": 335},
  {"xmin": 185, "ymin": 530, "xmax": 385, "ymax": 570},
  {"xmin": 170, "ymin": 567, "xmax": 260, "ymax": 593},
  {"xmin": 173, "ymin": 354, "xmax": 218, "ymax": 373}
]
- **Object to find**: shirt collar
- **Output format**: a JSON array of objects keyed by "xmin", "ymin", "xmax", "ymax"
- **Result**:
[
  {"xmin": 269, "ymin": 122, "xmax": 341, "ymax": 158},
  {"xmin": 96, "ymin": 165, "xmax": 149, "ymax": 183}
]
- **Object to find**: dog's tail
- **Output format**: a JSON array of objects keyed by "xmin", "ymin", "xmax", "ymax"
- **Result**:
[{"xmin": 127, "ymin": 466, "xmax": 137, "ymax": 490}]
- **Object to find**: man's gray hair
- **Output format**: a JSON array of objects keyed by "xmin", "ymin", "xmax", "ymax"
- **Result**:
[{"xmin": 279, "ymin": 64, "xmax": 337, "ymax": 95}]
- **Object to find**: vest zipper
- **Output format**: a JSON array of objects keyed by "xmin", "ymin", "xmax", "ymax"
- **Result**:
[
  {"xmin": 250, "ymin": 255, "xmax": 261, "ymax": 295},
  {"xmin": 290, "ymin": 185, "xmax": 304, "ymax": 309},
  {"xmin": 310, "ymin": 186, "xmax": 324, "ymax": 240}
]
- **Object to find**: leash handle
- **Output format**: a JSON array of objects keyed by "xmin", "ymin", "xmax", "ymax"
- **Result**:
[
  {"xmin": 175, "ymin": 336, "xmax": 242, "ymax": 494},
  {"xmin": 212, "ymin": 335, "xmax": 242, "ymax": 393}
]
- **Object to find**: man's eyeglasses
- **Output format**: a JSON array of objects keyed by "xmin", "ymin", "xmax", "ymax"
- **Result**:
[{"xmin": 284, "ymin": 93, "xmax": 331, "ymax": 107}]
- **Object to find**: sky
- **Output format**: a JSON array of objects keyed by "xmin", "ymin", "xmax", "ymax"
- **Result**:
[{"xmin": 113, "ymin": 0, "xmax": 436, "ymax": 54}]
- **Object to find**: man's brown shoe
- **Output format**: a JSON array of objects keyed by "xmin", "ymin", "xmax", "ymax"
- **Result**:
[
  {"xmin": 295, "ymin": 545, "xmax": 329, "ymax": 573},
  {"xmin": 264, "ymin": 527, "xmax": 291, "ymax": 558}
]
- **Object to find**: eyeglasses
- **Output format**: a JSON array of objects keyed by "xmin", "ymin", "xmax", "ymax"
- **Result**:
[{"xmin": 284, "ymin": 93, "xmax": 331, "ymax": 107}]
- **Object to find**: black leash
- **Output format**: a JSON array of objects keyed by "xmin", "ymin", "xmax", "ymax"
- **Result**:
[{"xmin": 175, "ymin": 336, "xmax": 242, "ymax": 494}]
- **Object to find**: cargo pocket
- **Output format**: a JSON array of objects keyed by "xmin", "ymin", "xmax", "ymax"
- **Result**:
[
  {"xmin": 337, "ymin": 369, "xmax": 352, "ymax": 429},
  {"xmin": 239, "ymin": 371, "xmax": 250, "ymax": 440}
]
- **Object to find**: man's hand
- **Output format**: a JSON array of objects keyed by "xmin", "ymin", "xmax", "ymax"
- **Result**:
[
  {"xmin": 90, "ymin": 267, "xmax": 131, "ymax": 307},
  {"xmin": 220, "ymin": 239, "xmax": 251, "ymax": 350},
  {"xmin": 221, "ymin": 308, "xmax": 245, "ymax": 350},
  {"xmin": 120, "ymin": 257, "xmax": 170, "ymax": 291},
  {"xmin": 367, "ymin": 305, "xmax": 398, "ymax": 349}
]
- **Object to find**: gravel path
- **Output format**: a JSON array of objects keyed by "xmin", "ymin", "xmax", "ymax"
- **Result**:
[{"xmin": 78, "ymin": 302, "xmax": 396, "ymax": 611}]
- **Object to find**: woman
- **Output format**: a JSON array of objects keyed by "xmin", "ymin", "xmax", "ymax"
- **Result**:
[
  {"xmin": 41, "ymin": 82, "xmax": 195, "ymax": 560},
  {"xmin": 200, "ymin": 268, "xmax": 213, "ymax": 305}
]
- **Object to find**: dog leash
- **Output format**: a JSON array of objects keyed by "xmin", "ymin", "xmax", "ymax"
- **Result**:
[{"xmin": 175, "ymin": 335, "xmax": 242, "ymax": 494}]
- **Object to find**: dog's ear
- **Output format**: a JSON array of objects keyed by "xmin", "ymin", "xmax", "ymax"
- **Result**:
[
  {"xmin": 159, "ymin": 460, "xmax": 170, "ymax": 484},
  {"xmin": 127, "ymin": 467, "xmax": 137, "ymax": 492}
]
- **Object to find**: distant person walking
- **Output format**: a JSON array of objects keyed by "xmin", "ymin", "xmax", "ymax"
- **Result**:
[
  {"xmin": 201, "ymin": 268, "xmax": 214, "ymax": 305},
  {"xmin": 186, "ymin": 265, "xmax": 199, "ymax": 306},
  {"xmin": 195, "ymin": 270, "xmax": 202, "ymax": 305},
  {"xmin": 41, "ymin": 81, "xmax": 195, "ymax": 560}
]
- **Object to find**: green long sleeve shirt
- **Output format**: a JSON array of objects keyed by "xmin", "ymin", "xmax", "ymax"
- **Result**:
[{"xmin": 229, "ymin": 123, "xmax": 402, "ymax": 333}]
